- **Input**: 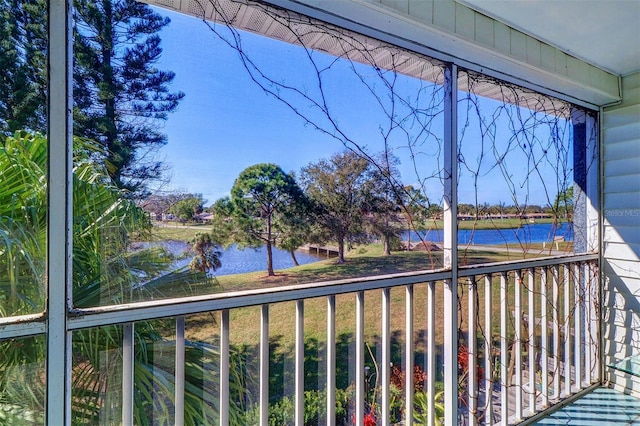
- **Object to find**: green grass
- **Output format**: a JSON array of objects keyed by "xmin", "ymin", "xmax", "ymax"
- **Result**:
[{"xmin": 148, "ymin": 222, "xmax": 211, "ymax": 241}]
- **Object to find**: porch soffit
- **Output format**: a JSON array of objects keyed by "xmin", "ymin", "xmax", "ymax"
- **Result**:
[{"xmin": 141, "ymin": 0, "xmax": 618, "ymax": 109}]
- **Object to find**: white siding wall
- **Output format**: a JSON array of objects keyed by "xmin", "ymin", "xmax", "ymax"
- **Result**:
[{"xmin": 603, "ymin": 72, "xmax": 640, "ymax": 396}]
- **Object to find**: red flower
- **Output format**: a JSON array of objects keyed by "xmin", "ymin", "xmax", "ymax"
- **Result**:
[{"xmin": 364, "ymin": 413, "xmax": 377, "ymax": 426}]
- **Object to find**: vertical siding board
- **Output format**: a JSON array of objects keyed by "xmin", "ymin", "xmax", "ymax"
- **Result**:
[
  {"xmin": 526, "ymin": 37, "xmax": 541, "ymax": 67},
  {"xmin": 493, "ymin": 20, "xmax": 511, "ymax": 55},
  {"xmin": 474, "ymin": 12, "xmax": 493, "ymax": 48},
  {"xmin": 540, "ymin": 43, "xmax": 556, "ymax": 72},
  {"xmin": 555, "ymin": 49, "xmax": 568, "ymax": 76},
  {"xmin": 409, "ymin": 0, "xmax": 433, "ymax": 25},
  {"xmin": 433, "ymin": 0, "xmax": 456, "ymax": 32},
  {"xmin": 510, "ymin": 29, "xmax": 527, "ymax": 61},
  {"xmin": 381, "ymin": 0, "xmax": 409, "ymax": 14},
  {"xmin": 455, "ymin": 3, "xmax": 475, "ymax": 41}
]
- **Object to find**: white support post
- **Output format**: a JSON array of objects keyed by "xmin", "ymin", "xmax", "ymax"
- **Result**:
[
  {"xmin": 484, "ymin": 275, "xmax": 493, "ymax": 425},
  {"xmin": 594, "ymin": 261, "xmax": 600, "ymax": 383},
  {"xmin": 260, "ymin": 305, "xmax": 269, "ymax": 426},
  {"xmin": 541, "ymin": 268, "xmax": 549, "ymax": 408},
  {"xmin": 175, "ymin": 316, "xmax": 185, "ymax": 426},
  {"xmin": 500, "ymin": 272, "xmax": 509, "ymax": 424},
  {"xmin": 382, "ymin": 288, "xmax": 391, "ymax": 426},
  {"xmin": 327, "ymin": 296, "xmax": 336, "ymax": 426},
  {"xmin": 123, "ymin": 323, "xmax": 135, "ymax": 426},
  {"xmin": 552, "ymin": 266, "xmax": 560, "ymax": 400},
  {"xmin": 514, "ymin": 270, "xmax": 523, "ymax": 421},
  {"xmin": 527, "ymin": 268, "xmax": 536, "ymax": 415},
  {"xmin": 468, "ymin": 277, "xmax": 477, "ymax": 426},
  {"xmin": 574, "ymin": 264, "xmax": 582, "ymax": 391},
  {"xmin": 563, "ymin": 265, "xmax": 571, "ymax": 397},
  {"xmin": 427, "ymin": 281, "xmax": 436, "ymax": 426},
  {"xmin": 405, "ymin": 285, "xmax": 414, "ymax": 426},
  {"xmin": 295, "ymin": 299, "xmax": 304, "ymax": 425},
  {"xmin": 586, "ymin": 262, "xmax": 597, "ymax": 383},
  {"xmin": 295, "ymin": 300, "xmax": 304, "ymax": 426},
  {"xmin": 47, "ymin": 0, "xmax": 73, "ymax": 424},
  {"xmin": 356, "ymin": 291, "xmax": 365, "ymax": 425},
  {"xmin": 220, "ymin": 310, "xmax": 230, "ymax": 426},
  {"xmin": 443, "ymin": 62, "xmax": 459, "ymax": 426}
]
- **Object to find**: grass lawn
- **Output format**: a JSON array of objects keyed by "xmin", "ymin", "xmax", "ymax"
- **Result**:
[{"xmin": 142, "ymin": 222, "xmax": 576, "ymax": 399}]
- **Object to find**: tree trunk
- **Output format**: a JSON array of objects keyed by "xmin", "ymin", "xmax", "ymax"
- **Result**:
[
  {"xmin": 266, "ymin": 215, "xmax": 274, "ymax": 276},
  {"xmin": 289, "ymin": 248, "xmax": 299, "ymax": 266},
  {"xmin": 382, "ymin": 234, "xmax": 391, "ymax": 256},
  {"xmin": 337, "ymin": 239, "xmax": 345, "ymax": 263}
]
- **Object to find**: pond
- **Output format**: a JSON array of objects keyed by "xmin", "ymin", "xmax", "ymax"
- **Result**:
[
  {"xmin": 145, "ymin": 240, "xmax": 326, "ymax": 276},
  {"xmin": 403, "ymin": 222, "xmax": 573, "ymax": 245},
  {"xmin": 143, "ymin": 223, "xmax": 572, "ymax": 277}
]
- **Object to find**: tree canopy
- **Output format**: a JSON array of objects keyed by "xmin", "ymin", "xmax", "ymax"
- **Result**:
[
  {"xmin": 299, "ymin": 151, "xmax": 372, "ymax": 263},
  {"xmin": 73, "ymin": 0, "xmax": 184, "ymax": 194},
  {"xmin": 214, "ymin": 163, "xmax": 307, "ymax": 276}
]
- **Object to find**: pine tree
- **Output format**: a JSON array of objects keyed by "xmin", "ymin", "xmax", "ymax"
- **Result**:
[
  {"xmin": 73, "ymin": 0, "xmax": 183, "ymax": 194},
  {"xmin": 0, "ymin": 0, "xmax": 47, "ymax": 138}
]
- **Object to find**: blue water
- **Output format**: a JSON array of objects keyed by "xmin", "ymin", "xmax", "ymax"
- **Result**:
[
  {"xmin": 145, "ymin": 223, "xmax": 572, "ymax": 277},
  {"xmin": 404, "ymin": 222, "xmax": 573, "ymax": 245},
  {"xmin": 148, "ymin": 240, "xmax": 325, "ymax": 276}
]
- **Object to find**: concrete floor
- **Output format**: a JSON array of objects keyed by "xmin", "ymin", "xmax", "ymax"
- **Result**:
[{"xmin": 532, "ymin": 387, "xmax": 640, "ymax": 425}]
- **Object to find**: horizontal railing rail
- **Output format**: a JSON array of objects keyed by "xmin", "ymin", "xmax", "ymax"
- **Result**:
[{"xmin": 65, "ymin": 253, "xmax": 598, "ymax": 330}]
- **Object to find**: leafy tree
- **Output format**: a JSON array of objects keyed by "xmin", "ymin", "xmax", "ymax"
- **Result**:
[
  {"xmin": 140, "ymin": 191, "xmax": 194, "ymax": 221},
  {"xmin": 274, "ymin": 195, "xmax": 312, "ymax": 266},
  {"xmin": 73, "ymin": 0, "xmax": 184, "ymax": 194},
  {"xmin": 553, "ymin": 186, "xmax": 574, "ymax": 219},
  {"xmin": 170, "ymin": 195, "xmax": 204, "ymax": 223},
  {"xmin": 299, "ymin": 151, "xmax": 372, "ymax": 263},
  {"xmin": 224, "ymin": 163, "xmax": 307, "ymax": 276},
  {"xmin": 363, "ymin": 155, "xmax": 404, "ymax": 256}
]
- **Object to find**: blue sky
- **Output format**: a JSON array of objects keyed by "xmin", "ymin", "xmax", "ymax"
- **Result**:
[{"xmin": 152, "ymin": 6, "xmax": 572, "ymax": 208}]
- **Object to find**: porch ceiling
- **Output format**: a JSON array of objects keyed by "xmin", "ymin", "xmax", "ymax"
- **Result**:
[{"xmin": 457, "ymin": 0, "xmax": 640, "ymax": 76}]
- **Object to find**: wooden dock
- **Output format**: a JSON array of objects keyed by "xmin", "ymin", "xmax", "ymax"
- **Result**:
[{"xmin": 302, "ymin": 244, "xmax": 339, "ymax": 257}]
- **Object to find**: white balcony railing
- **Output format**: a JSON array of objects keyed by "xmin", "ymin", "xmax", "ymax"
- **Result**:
[{"xmin": 66, "ymin": 253, "xmax": 599, "ymax": 425}]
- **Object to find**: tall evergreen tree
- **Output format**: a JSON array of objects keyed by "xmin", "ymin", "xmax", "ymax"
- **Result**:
[
  {"xmin": 73, "ymin": 0, "xmax": 184, "ymax": 194},
  {"xmin": 0, "ymin": 0, "xmax": 47, "ymax": 138}
]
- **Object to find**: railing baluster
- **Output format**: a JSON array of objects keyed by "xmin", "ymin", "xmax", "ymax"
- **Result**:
[
  {"xmin": 468, "ymin": 276, "xmax": 477, "ymax": 426},
  {"xmin": 327, "ymin": 296, "xmax": 336, "ymax": 426},
  {"xmin": 552, "ymin": 266, "xmax": 560, "ymax": 400},
  {"xmin": 563, "ymin": 264, "xmax": 571, "ymax": 398},
  {"xmin": 382, "ymin": 288, "xmax": 391, "ymax": 426},
  {"xmin": 123, "ymin": 323, "xmax": 134, "ymax": 426},
  {"xmin": 405, "ymin": 285, "xmax": 414, "ymax": 426},
  {"xmin": 593, "ymin": 261, "xmax": 600, "ymax": 383},
  {"xmin": 500, "ymin": 272, "xmax": 508, "ymax": 424},
  {"xmin": 175, "ymin": 316, "xmax": 185, "ymax": 426},
  {"xmin": 220, "ymin": 310, "xmax": 230, "ymax": 426},
  {"xmin": 427, "ymin": 281, "xmax": 436, "ymax": 426},
  {"xmin": 484, "ymin": 275, "xmax": 493, "ymax": 425},
  {"xmin": 296, "ymin": 300, "xmax": 304, "ymax": 426},
  {"xmin": 260, "ymin": 305, "xmax": 269, "ymax": 426},
  {"xmin": 574, "ymin": 263, "xmax": 582, "ymax": 391},
  {"xmin": 541, "ymin": 267, "xmax": 549, "ymax": 408},
  {"xmin": 356, "ymin": 291, "xmax": 365, "ymax": 425},
  {"xmin": 586, "ymin": 262, "xmax": 596, "ymax": 384},
  {"xmin": 514, "ymin": 270, "xmax": 523, "ymax": 421},
  {"xmin": 527, "ymin": 268, "xmax": 536, "ymax": 415}
]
